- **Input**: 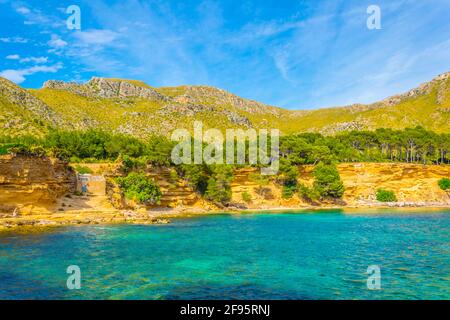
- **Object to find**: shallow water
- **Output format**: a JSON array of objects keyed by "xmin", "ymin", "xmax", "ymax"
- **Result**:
[{"xmin": 0, "ymin": 209, "xmax": 449, "ymax": 299}]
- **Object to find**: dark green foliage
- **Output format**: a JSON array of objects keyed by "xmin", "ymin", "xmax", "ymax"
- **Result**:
[
  {"xmin": 277, "ymin": 158, "xmax": 299, "ymax": 199},
  {"xmin": 144, "ymin": 136, "xmax": 176, "ymax": 166},
  {"xmin": 119, "ymin": 155, "xmax": 148, "ymax": 173},
  {"xmin": 438, "ymin": 178, "xmax": 450, "ymax": 191},
  {"xmin": 117, "ymin": 172, "xmax": 162, "ymax": 205},
  {"xmin": 298, "ymin": 184, "xmax": 320, "ymax": 202},
  {"xmin": 205, "ymin": 165, "xmax": 234, "ymax": 205},
  {"xmin": 280, "ymin": 126, "xmax": 450, "ymax": 165},
  {"xmin": 177, "ymin": 163, "xmax": 235, "ymax": 205},
  {"xmin": 312, "ymin": 163, "xmax": 345, "ymax": 199},
  {"xmin": 1, "ymin": 126, "xmax": 449, "ymax": 165},
  {"xmin": 282, "ymin": 182, "xmax": 297, "ymax": 199},
  {"xmin": 179, "ymin": 164, "xmax": 210, "ymax": 194},
  {"xmin": 376, "ymin": 189, "xmax": 397, "ymax": 202}
]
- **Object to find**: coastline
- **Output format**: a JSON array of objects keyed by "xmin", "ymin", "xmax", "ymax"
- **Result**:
[{"xmin": 1, "ymin": 202, "xmax": 449, "ymax": 234}]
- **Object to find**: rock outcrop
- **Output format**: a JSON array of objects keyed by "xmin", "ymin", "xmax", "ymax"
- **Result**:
[
  {"xmin": 0, "ymin": 154, "xmax": 76, "ymax": 213},
  {"xmin": 43, "ymin": 77, "xmax": 168, "ymax": 101}
]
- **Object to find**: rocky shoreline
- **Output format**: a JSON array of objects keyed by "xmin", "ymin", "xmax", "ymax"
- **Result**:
[{"xmin": 1, "ymin": 202, "xmax": 449, "ymax": 233}]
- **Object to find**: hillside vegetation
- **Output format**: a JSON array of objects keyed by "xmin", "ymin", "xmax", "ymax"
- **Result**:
[{"xmin": 0, "ymin": 72, "xmax": 448, "ymax": 138}]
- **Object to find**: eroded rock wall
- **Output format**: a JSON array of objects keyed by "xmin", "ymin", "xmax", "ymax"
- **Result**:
[
  {"xmin": 0, "ymin": 155, "xmax": 76, "ymax": 213},
  {"xmin": 231, "ymin": 163, "xmax": 450, "ymax": 208}
]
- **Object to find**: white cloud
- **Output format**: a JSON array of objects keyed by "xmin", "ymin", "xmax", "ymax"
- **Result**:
[
  {"xmin": 6, "ymin": 54, "xmax": 20, "ymax": 60},
  {"xmin": 73, "ymin": 29, "xmax": 120, "ymax": 45},
  {"xmin": 0, "ymin": 63, "xmax": 63, "ymax": 84},
  {"xmin": 16, "ymin": 6, "xmax": 31, "ymax": 14},
  {"xmin": 20, "ymin": 56, "xmax": 48, "ymax": 64},
  {"xmin": 0, "ymin": 70, "xmax": 27, "ymax": 83},
  {"xmin": 14, "ymin": 4, "xmax": 64, "ymax": 28},
  {"xmin": 48, "ymin": 34, "xmax": 67, "ymax": 48},
  {"xmin": 0, "ymin": 37, "xmax": 28, "ymax": 44}
]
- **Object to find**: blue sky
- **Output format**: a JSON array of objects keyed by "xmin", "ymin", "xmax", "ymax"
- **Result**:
[{"xmin": 0, "ymin": 0, "xmax": 449, "ymax": 109}]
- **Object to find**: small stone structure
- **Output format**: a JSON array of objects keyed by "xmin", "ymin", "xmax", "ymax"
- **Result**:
[{"xmin": 76, "ymin": 174, "xmax": 106, "ymax": 196}]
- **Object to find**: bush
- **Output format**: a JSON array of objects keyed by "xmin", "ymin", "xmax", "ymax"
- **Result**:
[
  {"xmin": 313, "ymin": 163, "xmax": 345, "ymax": 199},
  {"xmin": 281, "ymin": 182, "xmax": 297, "ymax": 199},
  {"xmin": 438, "ymin": 178, "xmax": 450, "ymax": 191},
  {"xmin": 376, "ymin": 189, "xmax": 397, "ymax": 202},
  {"xmin": 205, "ymin": 165, "xmax": 234, "ymax": 205},
  {"xmin": 180, "ymin": 164, "xmax": 209, "ymax": 194},
  {"xmin": 117, "ymin": 172, "xmax": 162, "ymax": 205},
  {"xmin": 74, "ymin": 165, "xmax": 93, "ymax": 174},
  {"xmin": 119, "ymin": 155, "xmax": 147, "ymax": 173},
  {"xmin": 241, "ymin": 192, "xmax": 252, "ymax": 203},
  {"xmin": 298, "ymin": 184, "xmax": 320, "ymax": 202},
  {"xmin": 277, "ymin": 158, "xmax": 299, "ymax": 199}
]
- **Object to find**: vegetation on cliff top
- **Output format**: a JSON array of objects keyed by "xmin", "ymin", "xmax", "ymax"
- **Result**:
[{"xmin": 1, "ymin": 126, "xmax": 450, "ymax": 166}]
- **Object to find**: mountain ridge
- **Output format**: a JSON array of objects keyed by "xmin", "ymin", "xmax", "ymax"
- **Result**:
[{"xmin": 0, "ymin": 71, "xmax": 448, "ymax": 138}]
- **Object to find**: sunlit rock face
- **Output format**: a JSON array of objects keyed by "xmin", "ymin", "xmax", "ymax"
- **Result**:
[{"xmin": 0, "ymin": 154, "xmax": 76, "ymax": 213}]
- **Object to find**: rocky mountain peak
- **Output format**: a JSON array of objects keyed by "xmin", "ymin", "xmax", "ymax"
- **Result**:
[
  {"xmin": 43, "ymin": 77, "xmax": 168, "ymax": 101},
  {"xmin": 86, "ymin": 77, "xmax": 168, "ymax": 100}
]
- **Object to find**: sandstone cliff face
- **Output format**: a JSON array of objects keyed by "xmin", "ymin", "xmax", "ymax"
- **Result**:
[
  {"xmin": 231, "ymin": 163, "xmax": 450, "ymax": 208},
  {"xmin": 336, "ymin": 163, "xmax": 450, "ymax": 206},
  {"xmin": 0, "ymin": 155, "xmax": 76, "ymax": 213},
  {"xmin": 1, "ymin": 157, "xmax": 449, "ymax": 217}
]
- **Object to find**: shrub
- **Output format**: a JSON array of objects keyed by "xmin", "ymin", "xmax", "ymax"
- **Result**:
[
  {"xmin": 282, "ymin": 182, "xmax": 297, "ymax": 199},
  {"xmin": 205, "ymin": 165, "xmax": 234, "ymax": 205},
  {"xmin": 0, "ymin": 145, "xmax": 9, "ymax": 155},
  {"xmin": 117, "ymin": 172, "xmax": 162, "ymax": 205},
  {"xmin": 180, "ymin": 164, "xmax": 209, "ymax": 194},
  {"xmin": 277, "ymin": 158, "xmax": 299, "ymax": 199},
  {"xmin": 376, "ymin": 189, "xmax": 397, "ymax": 202},
  {"xmin": 74, "ymin": 165, "xmax": 93, "ymax": 174},
  {"xmin": 119, "ymin": 155, "xmax": 147, "ymax": 173},
  {"xmin": 438, "ymin": 178, "xmax": 450, "ymax": 191},
  {"xmin": 313, "ymin": 163, "xmax": 345, "ymax": 199},
  {"xmin": 298, "ymin": 184, "xmax": 320, "ymax": 202},
  {"xmin": 241, "ymin": 192, "xmax": 252, "ymax": 203}
]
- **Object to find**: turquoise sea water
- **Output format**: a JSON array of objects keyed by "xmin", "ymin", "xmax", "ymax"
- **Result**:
[{"xmin": 0, "ymin": 209, "xmax": 449, "ymax": 300}]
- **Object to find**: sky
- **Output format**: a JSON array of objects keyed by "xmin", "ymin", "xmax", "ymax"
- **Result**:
[{"xmin": 0, "ymin": 0, "xmax": 449, "ymax": 110}]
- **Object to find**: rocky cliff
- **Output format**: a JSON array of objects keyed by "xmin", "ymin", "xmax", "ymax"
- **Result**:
[
  {"xmin": 43, "ymin": 77, "xmax": 168, "ymax": 101},
  {"xmin": 1, "ymin": 156, "xmax": 449, "ymax": 218},
  {"xmin": 231, "ymin": 163, "xmax": 450, "ymax": 208},
  {"xmin": 0, "ymin": 154, "xmax": 76, "ymax": 213}
]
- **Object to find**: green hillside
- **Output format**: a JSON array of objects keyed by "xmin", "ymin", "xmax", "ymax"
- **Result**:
[{"xmin": 0, "ymin": 72, "xmax": 448, "ymax": 139}]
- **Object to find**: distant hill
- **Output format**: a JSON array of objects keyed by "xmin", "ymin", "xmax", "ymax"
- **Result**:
[{"xmin": 0, "ymin": 71, "xmax": 448, "ymax": 138}]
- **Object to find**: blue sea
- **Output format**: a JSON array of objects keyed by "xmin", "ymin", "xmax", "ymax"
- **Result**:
[{"xmin": 0, "ymin": 209, "xmax": 449, "ymax": 300}]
